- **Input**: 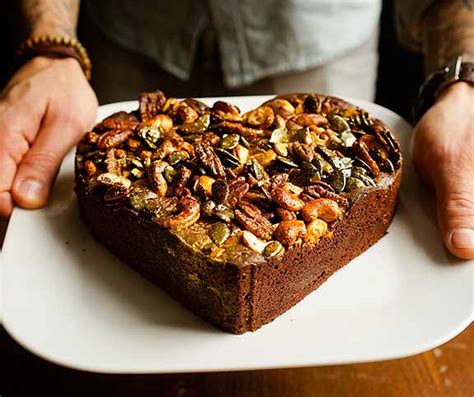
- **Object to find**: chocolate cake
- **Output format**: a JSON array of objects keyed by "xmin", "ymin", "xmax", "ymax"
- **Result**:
[{"xmin": 74, "ymin": 91, "xmax": 402, "ymax": 334}]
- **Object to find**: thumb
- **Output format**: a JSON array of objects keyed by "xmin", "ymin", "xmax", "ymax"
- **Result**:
[
  {"xmin": 12, "ymin": 111, "xmax": 84, "ymax": 209},
  {"xmin": 435, "ymin": 163, "xmax": 474, "ymax": 259}
]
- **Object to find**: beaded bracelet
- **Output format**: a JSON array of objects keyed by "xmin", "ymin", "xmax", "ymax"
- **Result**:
[{"xmin": 15, "ymin": 35, "xmax": 92, "ymax": 80}]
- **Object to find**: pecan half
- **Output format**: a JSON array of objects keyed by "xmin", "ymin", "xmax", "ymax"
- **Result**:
[
  {"xmin": 304, "ymin": 184, "xmax": 349, "ymax": 209},
  {"xmin": 97, "ymin": 129, "xmax": 134, "ymax": 150},
  {"xmin": 149, "ymin": 160, "xmax": 169, "ymax": 196},
  {"xmin": 227, "ymin": 178, "xmax": 250, "ymax": 208},
  {"xmin": 195, "ymin": 143, "xmax": 225, "ymax": 178},
  {"xmin": 215, "ymin": 121, "xmax": 264, "ymax": 140},
  {"xmin": 139, "ymin": 90, "xmax": 167, "ymax": 121},
  {"xmin": 169, "ymin": 166, "xmax": 192, "ymax": 197},
  {"xmin": 235, "ymin": 204, "xmax": 274, "ymax": 240}
]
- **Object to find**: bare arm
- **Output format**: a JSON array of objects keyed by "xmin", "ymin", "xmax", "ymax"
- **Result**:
[
  {"xmin": 21, "ymin": 0, "xmax": 80, "ymax": 37},
  {"xmin": 422, "ymin": 0, "xmax": 474, "ymax": 75},
  {"xmin": 0, "ymin": 0, "xmax": 97, "ymax": 219},
  {"xmin": 412, "ymin": 0, "xmax": 474, "ymax": 259}
]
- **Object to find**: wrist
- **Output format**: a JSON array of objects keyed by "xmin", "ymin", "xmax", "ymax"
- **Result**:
[
  {"xmin": 437, "ymin": 81, "xmax": 474, "ymax": 103},
  {"xmin": 26, "ymin": 55, "xmax": 82, "ymax": 72},
  {"xmin": 16, "ymin": 35, "xmax": 92, "ymax": 80}
]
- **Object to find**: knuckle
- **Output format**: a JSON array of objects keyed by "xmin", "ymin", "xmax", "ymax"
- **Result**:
[
  {"xmin": 444, "ymin": 191, "xmax": 474, "ymax": 225},
  {"xmin": 446, "ymin": 193, "xmax": 474, "ymax": 212},
  {"xmin": 0, "ymin": 134, "xmax": 30, "ymax": 164},
  {"xmin": 23, "ymin": 150, "xmax": 61, "ymax": 173}
]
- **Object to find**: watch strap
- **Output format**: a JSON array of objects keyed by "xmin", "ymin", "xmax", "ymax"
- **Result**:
[{"xmin": 413, "ymin": 56, "xmax": 474, "ymax": 123}]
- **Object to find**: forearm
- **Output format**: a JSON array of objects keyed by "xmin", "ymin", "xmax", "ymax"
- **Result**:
[
  {"xmin": 21, "ymin": 0, "xmax": 80, "ymax": 38},
  {"xmin": 422, "ymin": 0, "xmax": 474, "ymax": 76}
]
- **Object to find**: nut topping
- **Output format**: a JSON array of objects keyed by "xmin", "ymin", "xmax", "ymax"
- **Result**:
[{"xmin": 77, "ymin": 90, "xmax": 401, "ymax": 255}]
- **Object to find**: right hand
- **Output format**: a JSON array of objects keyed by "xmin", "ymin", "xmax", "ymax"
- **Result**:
[{"xmin": 0, "ymin": 56, "xmax": 98, "ymax": 219}]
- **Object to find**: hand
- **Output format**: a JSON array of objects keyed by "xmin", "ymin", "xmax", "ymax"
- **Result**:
[
  {"xmin": 0, "ymin": 56, "xmax": 98, "ymax": 219},
  {"xmin": 412, "ymin": 82, "xmax": 474, "ymax": 259}
]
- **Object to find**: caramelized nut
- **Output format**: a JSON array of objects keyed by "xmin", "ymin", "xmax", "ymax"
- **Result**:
[
  {"xmin": 270, "ymin": 187, "xmax": 305, "ymax": 211},
  {"xmin": 163, "ymin": 196, "xmax": 200, "ymax": 229},
  {"xmin": 274, "ymin": 220, "xmax": 306, "ymax": 246},
  {"xmin": 301, "ymin": 198, "xmax": 342, "ymax": 222},
  {"xmin": 244, "ymin": 106, "xmax": 274, "ymax": 129},
  {"xmin": 96, "ymin": 172, "xmax": 131, "ymax": 189},
  {"xmin": 242, "ymin": 231, "xmax": 267, "ymax": 254},
  {"xmin": 305, "ymin": 219, "xmax": 328, "ymax": 244},
  {"xmin": 84, "ymin": 160, "xmax": 97, "ymax": 176},
  {"xmin": 198, "ymin": 175, "xmax": 216, "ymax": 196}
]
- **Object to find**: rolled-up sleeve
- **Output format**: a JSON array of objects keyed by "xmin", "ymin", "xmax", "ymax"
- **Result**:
[{"xmin": 394, "ymin": 0, "xmax": 436, "ymax": 52}]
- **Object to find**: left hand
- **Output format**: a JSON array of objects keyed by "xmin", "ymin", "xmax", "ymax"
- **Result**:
[{"xmin": 412, "ymin": 82, "xmax": 474, "ymax": 259}]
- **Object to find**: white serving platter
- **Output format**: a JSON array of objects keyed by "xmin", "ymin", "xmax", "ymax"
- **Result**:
[{"xmin": 1, "ymin": 96, "xmax": 473, "ymax": 374}]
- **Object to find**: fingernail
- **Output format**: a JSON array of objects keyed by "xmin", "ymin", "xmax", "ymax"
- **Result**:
[
  {"xmin": 16, "ymin": 179, "xmax": 45, "ymax": 204},
  {"xmin": 450, "ymin": 228, "xmax": 474, "ymax": 249}
]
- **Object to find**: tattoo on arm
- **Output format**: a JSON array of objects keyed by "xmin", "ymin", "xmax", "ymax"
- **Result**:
[
  {"xmin": 423, "ymin": 0, "xmax": 474, "ymax": 75},
  {"xmin": 21, "ymin": 0, "xmax": 80, "ymax": 38}
]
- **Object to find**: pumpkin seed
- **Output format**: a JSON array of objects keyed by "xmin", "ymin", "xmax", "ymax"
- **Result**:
[
  {"xmin": 269, "ymin": 127, "xmax": 290, "ymax": 143},
  {"xmin": 327, "ymin": 113, "xmax": 351, "ymax": 133},
  {"xmin": 275, "ymin": 156, "xmax": 299, "ymax": 169},
  {"xmin": 293, "ymin": 127, "xmax": 313, "ymax": 145},
  {"xmin": 129, "ymin": 186, "xmax": 158, "ymax": 210},
  {"xmin": 209, "ymin": 222, "xmax": 231, "ymax": 245},
  {"xmin": 263, "ymin": 240, "xmax": 284, "ymax": 258},
  {"xmin": 212, "ymin": 180, "xmax": 230, "ymax": 204},
  {"xmin": 234, "ymin": 144, "xmax": 249, "ymax": 164},
  {"xmin": 167, "ymin": 150, "xmax": 189, "ymax": 165},
  {"xmin": 130, "ymin": 158, "xmax": 144, "ymax": 169},
  {"xmin": 220, "ymin": 134, "xmax": 240, "ymax": 150},
  {"xmin": 340, "ymin": 130, "xmax": 357, "ymax": 147},
  {"xmin": 163, "ymin": 165, "xmax": 177, "ymax": 182},
  {"xmin": 351, "ymin": 167, "xmax": 376, "ymax": 187},
  {"xmin": 345, "ymin": 176, "xmax": 366, "ymax": 192},
  {"xmin": 240, "ymin": 136, "xmax": 251, "ymax": 148},
  {"xmin": 214, "ymin": 204, "xmax": 235, "ymax": 223},
  {"xmin": 130, "ymin": 168, "xmax": 144, "ymax": 179},
  {"xmin": 201, "ymin": 200, "xmax": 216, "ymax": 217},
  {"xmin": 369, "ymin": 148, "xmax": 395, "ymax": 173},
  {"xmin": 328, "ymin": 169, "xmax": 346, "ymax": 192},
  {"xmin": 138, "ymin": 125, "xmax": 161, "ymax": 149},
  {"xmin": 250, "ymin": 158, "xmax": 266, "ymax": 180},
  {"xmin": 180, "ymin": 113, "xmax": 210, "ymax": 134},
  {"xmin": 214, "ymin": 147, "xmax": 240, "ymax": 168},
  {"xmin": 273, "ymin": 142, "xmax": 288, "ymax": 157}
]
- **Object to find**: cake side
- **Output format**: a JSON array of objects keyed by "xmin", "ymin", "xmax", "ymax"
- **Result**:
[
  {"xmin": 76, "ymin": 175, "xmax": 252, "ymax": 333},
  {"xmin": 76, "ymin": 169, "xmax": 400, "ymax": 333},
  {"xmin": 248, "ymin": 172, "xmax": 401, "ymax": 331}
]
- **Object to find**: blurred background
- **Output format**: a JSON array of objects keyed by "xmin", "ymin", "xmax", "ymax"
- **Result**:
[{"xmin": 0, "ymin": 0, "xmax": 423, "ymax": 119}]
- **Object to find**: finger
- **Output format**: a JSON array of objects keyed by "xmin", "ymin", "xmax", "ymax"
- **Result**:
[
  {"xmin": 435, "ymin": 162, "xmax": 474, "ymax": 259},
  {"xmin": 0, "ymin": 150, "xmax": 17, "ymax": 219},
  {"xmin": 0, "ymin": 92, "xmax": 45, "ymax": 218},
  {"xmin": 12, "ymin": 109, "xmax": 83, "ymax": 209}
]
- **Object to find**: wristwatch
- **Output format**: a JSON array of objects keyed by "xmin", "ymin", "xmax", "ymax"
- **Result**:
[{"xmin": 413, "ymin": 56, "xmax": 474, "ymax": 122}]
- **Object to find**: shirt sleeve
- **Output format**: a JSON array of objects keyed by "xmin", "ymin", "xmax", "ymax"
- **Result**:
[{"xmin": 394, "ymin": 0, "xmax": 436, "ymax": 52}]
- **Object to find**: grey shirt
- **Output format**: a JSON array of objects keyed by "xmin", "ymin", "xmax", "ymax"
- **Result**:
[{"xmin": 84, "ymin": 0, "xmax": 433, "ymax": 88}]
